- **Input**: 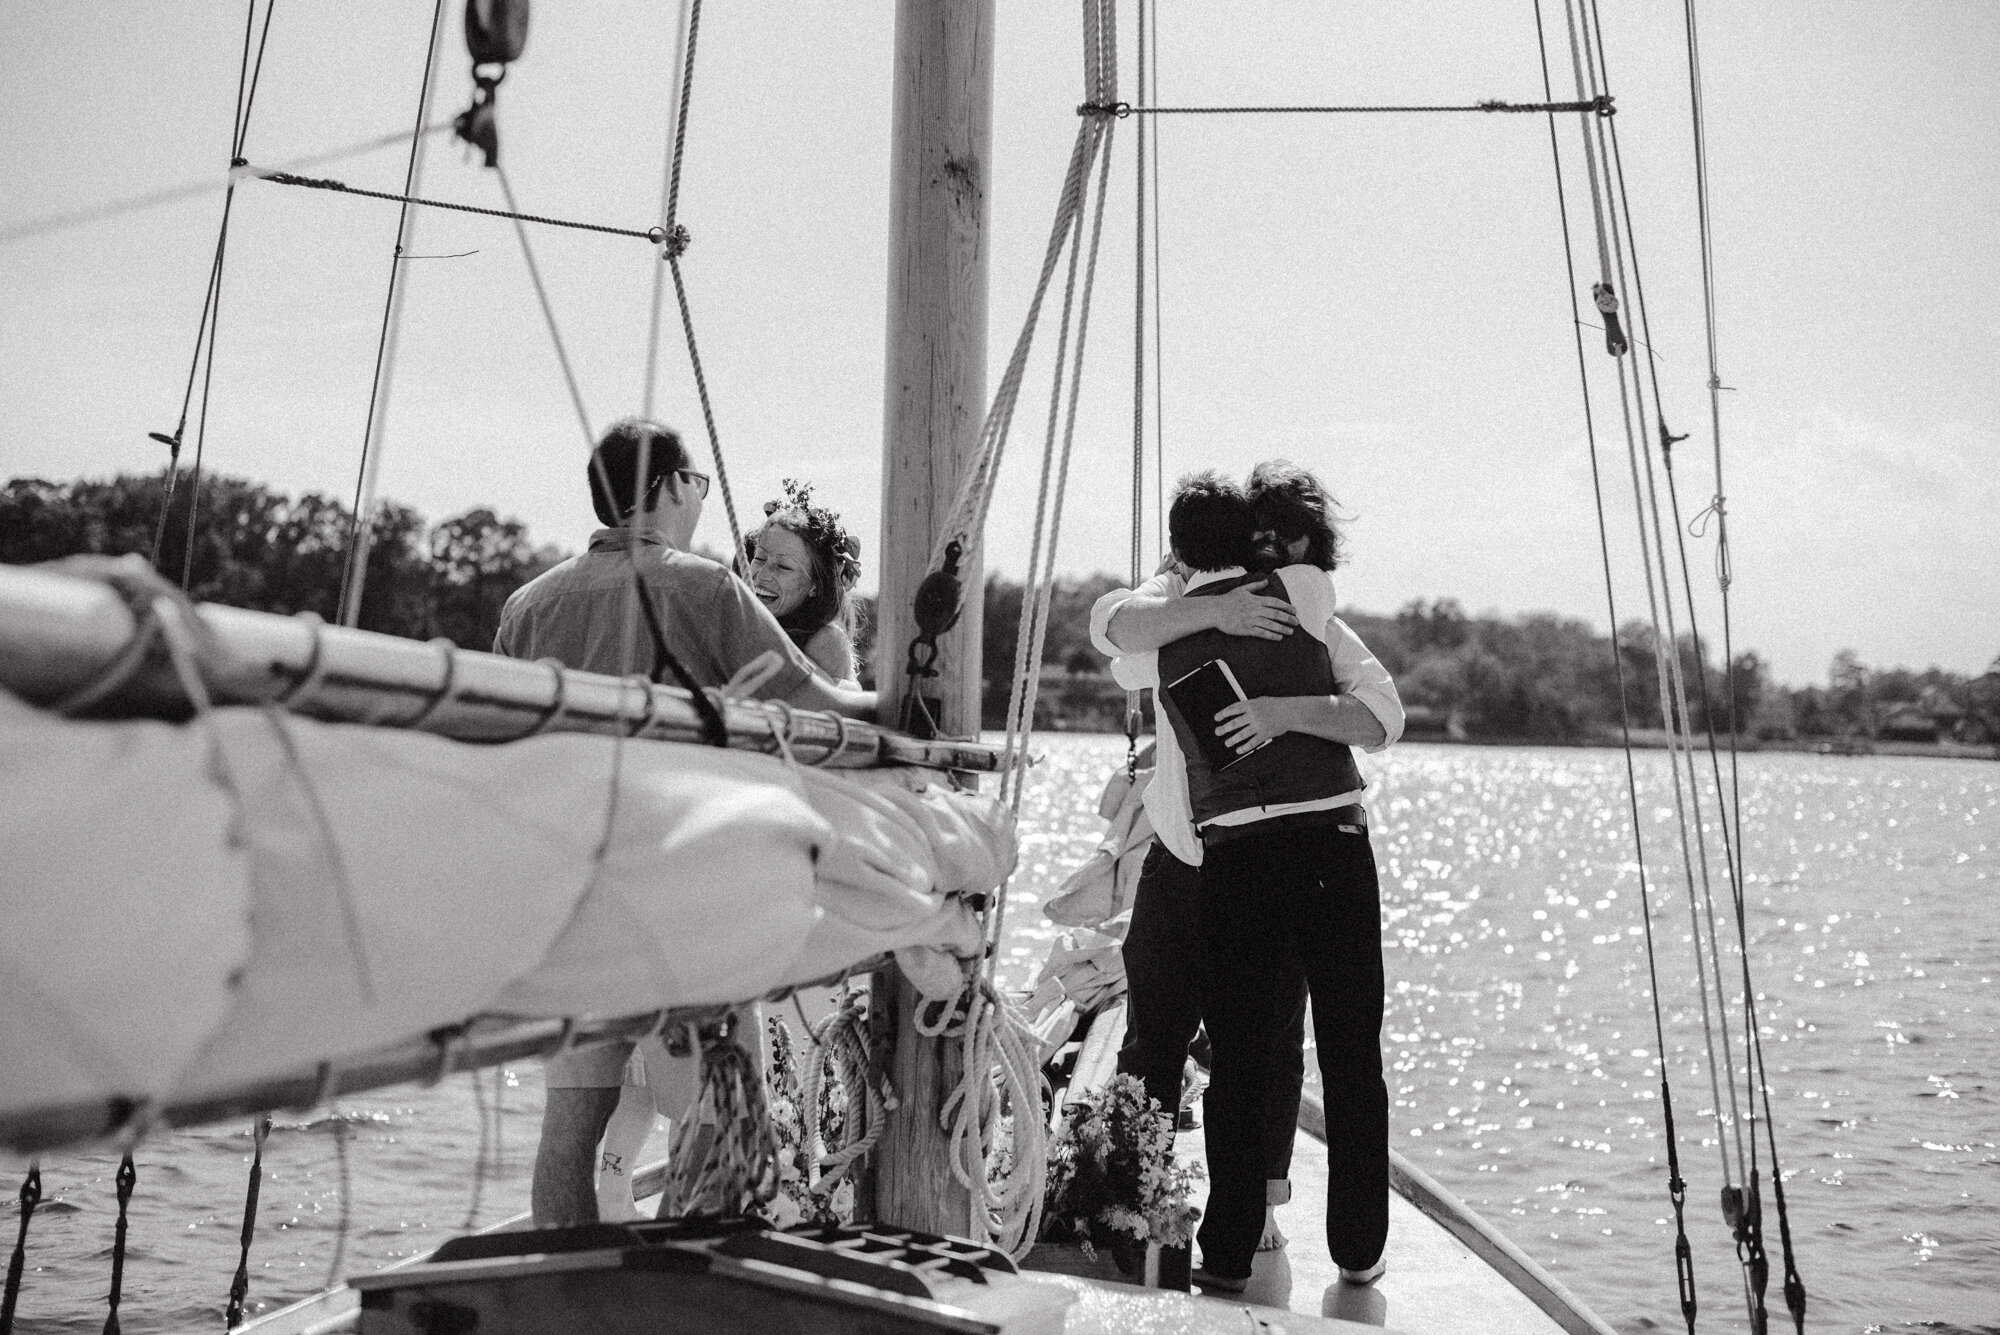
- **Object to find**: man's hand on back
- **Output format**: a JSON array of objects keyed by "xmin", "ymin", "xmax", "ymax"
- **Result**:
[{"xmin": 1205, "ymin": 579, "xmax": 1298, "ymax": 641}]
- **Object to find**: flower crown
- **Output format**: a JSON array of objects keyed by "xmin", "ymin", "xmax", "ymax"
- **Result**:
[{"xmin": 763, "ymin": 478, "xmax": 861, "ymax": 589}]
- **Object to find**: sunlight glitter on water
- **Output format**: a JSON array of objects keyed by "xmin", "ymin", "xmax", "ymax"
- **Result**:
[
  {"xmin": 1005, "ymin": 737, "xmax": 2000, "ymax": 1335},
  {"xmin": 8, "ymin": 737, "xmax": 1995, "ymax": 1334}
]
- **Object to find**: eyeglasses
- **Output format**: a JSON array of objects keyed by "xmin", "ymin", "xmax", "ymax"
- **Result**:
[{"xmin": 675, "ymin": 469, "xmax": 712, "ymax": 500}]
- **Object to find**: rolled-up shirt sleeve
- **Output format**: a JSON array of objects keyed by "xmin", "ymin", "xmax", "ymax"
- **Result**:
[
  {"xmin": 1092, "ymin": 572, "xmax": 1181, "ymax": 690},
  {"xmin": 1089, "ymin": 572, "xmax": 1182, "ymax": 658},
  {"xmin": 1327, "ymin": 616, "xmax": 1404, "ymax": 751}
]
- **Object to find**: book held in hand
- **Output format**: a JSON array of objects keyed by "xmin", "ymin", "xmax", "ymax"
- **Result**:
[{"xmin": 1164, "ymin": 658, "xmax": 1269, "ymax": 771}]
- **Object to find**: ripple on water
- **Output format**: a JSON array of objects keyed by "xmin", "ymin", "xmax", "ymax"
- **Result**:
[{"xmin": 13, "ymin": 737, "xmax": 1996, "ymax": 1333}]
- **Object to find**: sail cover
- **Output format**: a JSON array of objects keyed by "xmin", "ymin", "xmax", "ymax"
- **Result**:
[{"xmin": 0, "ymin": 689, "xmax": 1012, "ymax": 1133}]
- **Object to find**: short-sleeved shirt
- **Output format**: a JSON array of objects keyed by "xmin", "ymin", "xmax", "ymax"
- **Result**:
[{"xmin": 494, "ymin": 527, "xmax": 815, "ymax": 701}]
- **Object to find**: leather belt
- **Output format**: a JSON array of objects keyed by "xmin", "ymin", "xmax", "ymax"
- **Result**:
[{"xmin": 1199, "ymin": 804, "xmax": 1367, "ymax": 848}]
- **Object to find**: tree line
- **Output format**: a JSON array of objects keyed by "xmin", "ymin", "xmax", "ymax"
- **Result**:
[
  {"xmin": 1, "ymin": 473, "xmax": 561, "ymax": 651},
  {"xmin": 6, "ymin": 473, "xmax": 1995, "ymax": 746}
]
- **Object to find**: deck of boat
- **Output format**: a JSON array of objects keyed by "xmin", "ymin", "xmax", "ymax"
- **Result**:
[{"xmin": 1185, "ymin": 1100, "xmax": 1603, "ymax": 1333}]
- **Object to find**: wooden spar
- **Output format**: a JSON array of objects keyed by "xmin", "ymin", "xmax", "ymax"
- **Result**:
[
  {"xmin": 0, "ymin": 564, "xmax": 1001, "ymax": 773},
  {"xmin": 868, "ymin": 0, "xmax": 995, "ymax": 1234}
]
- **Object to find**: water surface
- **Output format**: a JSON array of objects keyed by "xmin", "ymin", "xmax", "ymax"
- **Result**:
[{"xmin": 6, "ymin": 738, "xmax": 1994, "ymax": 1333}]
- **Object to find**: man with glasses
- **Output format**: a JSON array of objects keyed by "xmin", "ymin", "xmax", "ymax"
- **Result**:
[{"xmin": 495, "ymin": 416, "xmax": 876, "ymax": 1227}]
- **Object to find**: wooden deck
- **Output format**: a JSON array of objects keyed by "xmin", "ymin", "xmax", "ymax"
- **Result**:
[{"xmin": 1189, "ymin": 1097, "xmax": 1612, "ymax": 1334}]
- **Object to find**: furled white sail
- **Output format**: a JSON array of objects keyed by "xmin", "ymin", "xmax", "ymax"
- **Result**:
[{"xmin": 0, "ymin": 689, "xmax": 1013, "ymax": 1138}]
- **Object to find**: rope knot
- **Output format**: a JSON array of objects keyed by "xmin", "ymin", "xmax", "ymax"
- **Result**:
[
  {"xmin": 652, "ymin": 222, "xmax": 692, "ymax": 259},
  {"xmin": 1075, "ymin": 100, "xmax": 1132, "ymax": 119}
]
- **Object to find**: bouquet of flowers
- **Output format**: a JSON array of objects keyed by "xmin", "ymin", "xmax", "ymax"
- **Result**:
[
  {"xmin": 1038, "ymin": 1073, "xmax": 1201, "ymax": 1255},
  {"xmin": 759, "ymin": 1016, "xmax": 854, "ymax": 1228}
]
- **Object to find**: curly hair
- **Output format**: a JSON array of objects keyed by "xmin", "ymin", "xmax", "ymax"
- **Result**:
[
  {"xmin": 1247, "ymin": 459, "xmax": 1347, "ymax": 571},
  {"xmin": 745, "ymin": 479, "xmax": 862, "ymax": 648}
]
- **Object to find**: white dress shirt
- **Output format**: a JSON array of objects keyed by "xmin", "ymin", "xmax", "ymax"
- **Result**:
[{"xmin": 1090, "ymin": 565, "xmax": 1404, "ymax": 860}]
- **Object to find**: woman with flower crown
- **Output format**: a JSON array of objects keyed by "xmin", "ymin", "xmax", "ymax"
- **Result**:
[{"xmin": 742, "ymin": 479, "xmax": 864, "ymax": 687}]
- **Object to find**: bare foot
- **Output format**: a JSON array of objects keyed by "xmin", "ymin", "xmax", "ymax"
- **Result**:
[{"xmin": 1258, "ymin": 1204, "xmax": 1289, "ymax": 1251}]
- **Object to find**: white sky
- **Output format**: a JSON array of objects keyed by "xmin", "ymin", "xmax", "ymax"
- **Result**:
[{"xmin": 3, "ymin": 2, "xmax": 1995, "ymax": 686}]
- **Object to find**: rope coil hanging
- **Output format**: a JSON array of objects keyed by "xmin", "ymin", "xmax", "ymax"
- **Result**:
[{"xmin": 659, "ymin": 1014, "xmax": 781, "ymax": 1217}]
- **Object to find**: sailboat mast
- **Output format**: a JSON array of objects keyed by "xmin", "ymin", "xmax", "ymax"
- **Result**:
[
  {"xmin": 874, "ymin": 0, "xmax": 993, "ymax": 737},
  {"xmin": 869, "ymin": 0, "xmax": 995, "ymax": 1235}
]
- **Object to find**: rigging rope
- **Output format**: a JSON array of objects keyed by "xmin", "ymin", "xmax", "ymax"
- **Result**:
[
  {"xmin": 1081, "ymin": 96, "xmax": 1611, "ymax": 117},
  {"xmin": 1531, "ymin": 2, "xmax": 1693, "ymax": 1327},
  {"xmin": 1541, "ymin": 0, "xmax": 1805, "ymax": 1325},
  {"xmin": 160, "ymin": 0, "xmax": 281, "ymax": 586},
  {"xmin": 1124, "ymin": 0, "xmax": 1149, "ymax": 772},
  {"xmin": 495, "ymin": 163, "xmax": 595, "ymax": 447},
  {"xmin": 642, "ymin": 0, "xmax": 697, "ymax": 417},
  {"xmin": 224, "ymin": 1116, "xmax": 272, "ymax": 1330},
  {"xmin": 241, "ymin": 166, "xmax": 668, "ymax": 245},
  {"xmin": 653, "ymin": 0, "xmax": 744, "ymax": 560},
  {"xmin": 998, "ymin": 116, "xmax": 1116, "ymax": 817},
  {"xmin": 1, "ymin": 1166, "xmax": 39, "ymax": 1335},
  {"xmin": 335, "ymin": 0, "xmax": 450, "ymax": 629},
  {"xmin": 103, "ymin": 1152, "xmax": 136, "ymax": 1335},
  {"xmin": 323, "ymin": 1111, "xmax": 352, "ymax": 1289}
]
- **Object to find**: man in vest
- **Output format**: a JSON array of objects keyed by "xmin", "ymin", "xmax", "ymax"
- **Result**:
[{"xmin": 1101, "ymin": 470, "xmax": 1403, "ymax": 1293}]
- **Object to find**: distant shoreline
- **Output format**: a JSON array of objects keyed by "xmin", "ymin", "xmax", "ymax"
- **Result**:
[{"xmin": 1028, "ymin": 724, "xmax": 1999, "ymax": 762}]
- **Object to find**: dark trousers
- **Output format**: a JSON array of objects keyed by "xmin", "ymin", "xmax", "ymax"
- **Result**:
[
  {"xmin": 1116, "ymin": 842, "xmax": 1306, "ymax": 1183},
  {"xmin": 1194, "ymin": 825, "xmax": 1389, "ymax": 1279}
]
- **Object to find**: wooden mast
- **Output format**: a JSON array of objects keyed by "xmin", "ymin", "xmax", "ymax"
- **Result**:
[{"xmin": 868, "ymin": 0, "xmax": 995, "ymax": 1232}]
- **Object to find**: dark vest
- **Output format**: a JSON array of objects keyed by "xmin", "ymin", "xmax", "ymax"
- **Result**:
[{"xmin": 1157, "ymin": 570, "xmax": 1364, "ymax": 826}]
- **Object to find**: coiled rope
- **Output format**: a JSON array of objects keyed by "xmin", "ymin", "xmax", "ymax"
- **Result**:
[
  {"xmin": 798, "ymin": 993, "xmax": 889, "ymax": 1191},
  {"xmin": 916, "ymin": 972, "xmax": 1050, "ymax": 1257},
  {"xmin": 660, "ymin": 1015, "xmax": 780, "ymax": 1217}
]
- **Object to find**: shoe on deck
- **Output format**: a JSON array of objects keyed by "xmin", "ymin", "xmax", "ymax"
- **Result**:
[
  {"xmin": 1338, "ymin": 1256, "xmax": 1386, "ymax": 1286},
  {"xmin": 1191, "ymin": 1266, "xmax": 1248, "ymax": 1294}
]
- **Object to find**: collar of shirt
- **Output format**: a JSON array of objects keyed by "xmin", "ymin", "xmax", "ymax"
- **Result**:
[
  {"xmin": 587, "ymin": 526, "xmax": 671, "ymax": 554},
  {"xmin": 1183, "ymin": 566, "xmax": 1247, "ymax": 592}
]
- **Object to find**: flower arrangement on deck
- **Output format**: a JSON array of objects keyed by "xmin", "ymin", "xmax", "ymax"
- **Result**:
[
  {"xmin": 760, "ymin": 1015, "xmax": 854, "ymax": 1227},
  {"xmin": 1038, "ymin": 1073, "xmax": 1201, "ymax": 1255}
]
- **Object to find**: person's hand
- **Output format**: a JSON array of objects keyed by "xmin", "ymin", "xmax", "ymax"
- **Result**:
[
  {"xmin": 721, "ymin": 649, "xmax": 786, "ymax": 701},
  {"xmin": 1205, "ymin": 580, "xmax": 1298, "ymax": 641},
  {"xmin": 1154, "ymin": 549, "xmax": 1188, "ymax": 578},
  {"xmin": 1214, "ymin": 696, "xmax": 1297, "ymax": 753}
]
